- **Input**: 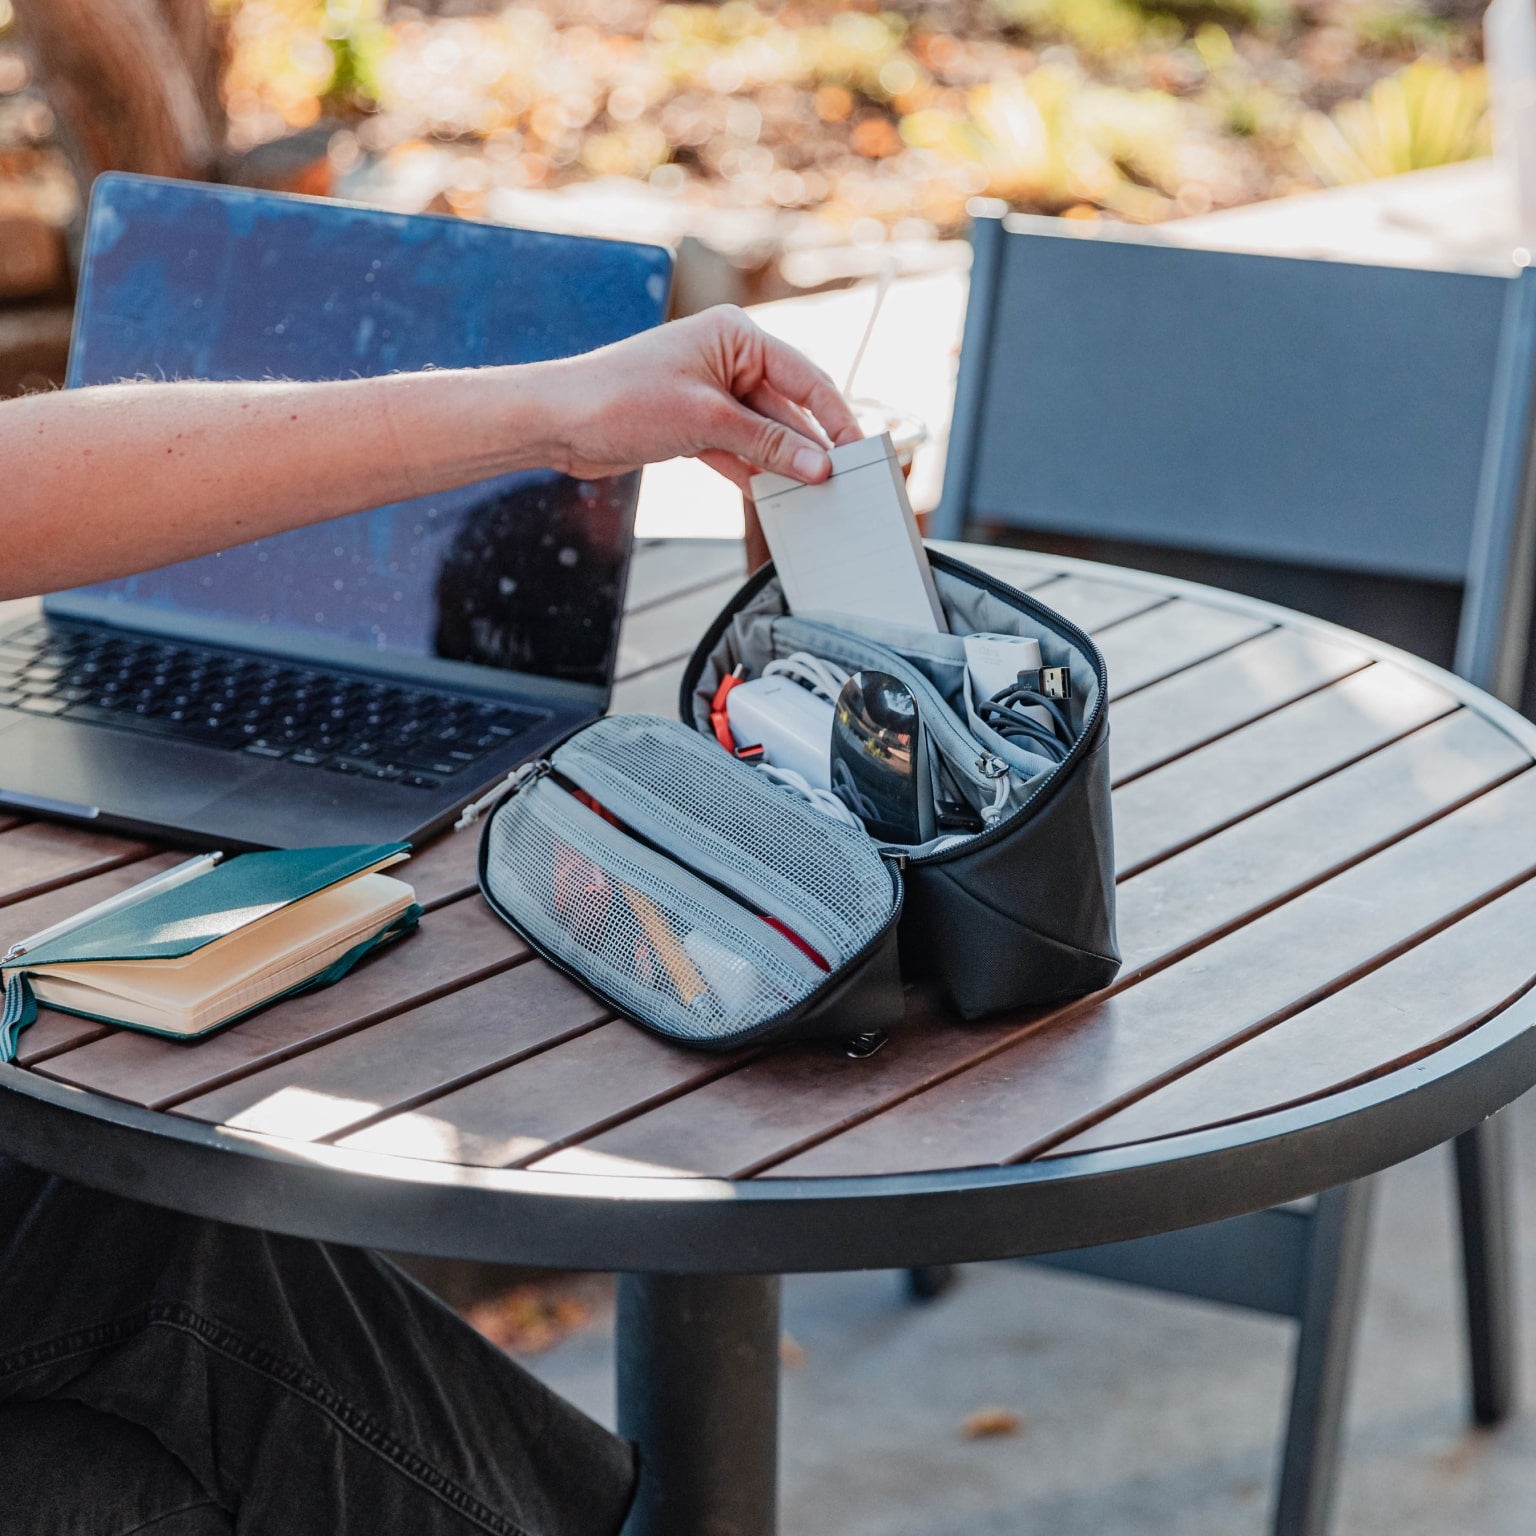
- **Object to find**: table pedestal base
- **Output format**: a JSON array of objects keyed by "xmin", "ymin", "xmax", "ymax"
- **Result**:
[{"xmin": 617, "ymin": 1272, "xmax": 781, "ymax": 1536}]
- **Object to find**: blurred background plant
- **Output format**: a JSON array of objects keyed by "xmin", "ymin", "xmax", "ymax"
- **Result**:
[
  {"xmin": 1297, "ymin": 56, "xmax": 1490, "ymax": 182},
  {"xmin": 0, "ymin": 0, "xmax": 1502, "ymax": 309},
  {"xmin": 205, "ymin": 0, "xmax": 1492, "ymax": 240}
]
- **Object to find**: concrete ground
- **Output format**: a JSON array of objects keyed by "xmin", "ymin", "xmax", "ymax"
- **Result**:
[{"xmin": 514, "ymin": 1088, "xmax": 1536, "ymax": 1535}]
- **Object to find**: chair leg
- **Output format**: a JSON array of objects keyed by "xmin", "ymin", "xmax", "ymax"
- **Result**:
[
  {"xmin": 1272, "ymin": 1180, "xmax": 1374, "ymax": 1536},
  {"xmin": 1455, "ymin": 1114, "xmax": 1518, "ymax": 1426},
  {"xmin": 904, "ymin": 1265, "xmax": 959, "ymax": 1302}
]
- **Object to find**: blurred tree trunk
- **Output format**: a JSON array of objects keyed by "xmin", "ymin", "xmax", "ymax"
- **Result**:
[
  {"xmin": 11, "ymin": 0, "xmax": 221, "ymax": 185},
  {"xmin": 156, "ymin": 0, "xmax": 229, "ymax": 153}
]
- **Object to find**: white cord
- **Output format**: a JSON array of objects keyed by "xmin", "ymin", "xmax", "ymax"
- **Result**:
[
  {"xmin": 983, "ymin": 775, "xmax": 1010, "ymax": 825},
  {"xmin": 754, "ymin": 762, "xmax": 864, "ymax": 830},
  {"xmin": 763, "ymin": 652, "xmax": 850, "ymax": 704}
]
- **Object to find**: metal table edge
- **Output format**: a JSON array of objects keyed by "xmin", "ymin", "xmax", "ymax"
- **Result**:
[{"xmin": 2, "ymin": 980, "xmax": 1533, "ymax": 1273}]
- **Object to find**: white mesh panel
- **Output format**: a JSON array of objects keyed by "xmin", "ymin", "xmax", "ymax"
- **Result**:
[
  {"xmin": 556, "ymin": 715, "xmax": 892, "ymax": 962},
  {"xmin": 486, "ymin": 776, "xmax": 826, "ymax": 1043}
]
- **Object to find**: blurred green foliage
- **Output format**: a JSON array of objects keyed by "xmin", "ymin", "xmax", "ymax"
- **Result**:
[
  {"xmin": 902, "ymin": 65, "xmax": 1189, "ymax": 219},
  {"xmin": 218, "ymin": 0, "xmax": 1494, "ymax": 235},
  {"xmin": 1298, "ymin": 58, "xmax": 1490, "ymax": 183},
  {"xmin": 315, "ymin": 0, "xmax": 389, "ymax": 113}
]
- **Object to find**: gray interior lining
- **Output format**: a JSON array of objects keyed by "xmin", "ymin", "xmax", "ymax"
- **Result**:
[{"xmin": 687, "ymin": 565, "xmax": 1102, "ymax": 855}]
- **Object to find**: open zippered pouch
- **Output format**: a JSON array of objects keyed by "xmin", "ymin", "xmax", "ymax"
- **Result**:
[
  {"xmin": 471, "ymin": 714, "xmax": 905, "ymax": 1050},
  {"xmin": 467, "ymin": 550, "xmax": 1119, "ymax": 1050}
]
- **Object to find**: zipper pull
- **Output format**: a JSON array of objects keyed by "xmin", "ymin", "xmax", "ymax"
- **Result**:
[
  {"xmin": 843, "ymin": 1030, "xmax": 889, "ymax": 1059},
  {"xmin": 454, "ymin": 761, "xmax": 548, "ymax": 830}
]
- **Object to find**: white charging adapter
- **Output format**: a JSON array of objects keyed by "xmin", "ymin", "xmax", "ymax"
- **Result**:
[
  {"xmin": 963, "ymin": 633, "xmax": 1044, "ymax": 700},
  {"xmin": 725, "ymin": 676, "xmax": 835, "ymax": 790}
]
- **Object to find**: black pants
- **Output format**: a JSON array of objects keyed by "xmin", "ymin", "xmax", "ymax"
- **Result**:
[{"xmin": 0, "ymin": 1159, "xmax": 636, "ymax": 1536}]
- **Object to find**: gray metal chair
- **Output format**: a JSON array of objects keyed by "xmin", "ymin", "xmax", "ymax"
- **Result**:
[{"xmin": 917, "ymin": 210, "xmax": 1536, "ymax": 1536}]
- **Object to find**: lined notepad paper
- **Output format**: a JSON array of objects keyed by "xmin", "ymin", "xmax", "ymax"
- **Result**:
[{"xmin": 749, "ymin": 433, "xmax": 947, "ymax": 633}]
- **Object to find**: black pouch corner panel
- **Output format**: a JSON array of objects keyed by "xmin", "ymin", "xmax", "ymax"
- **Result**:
[
  {"xmin": 899, "ymin": 718, "xmax": 1119, "ymax": 1017},
  {"xmin": 679, "ymin": 549, "xmax": 1121, "ymax": 1023}
]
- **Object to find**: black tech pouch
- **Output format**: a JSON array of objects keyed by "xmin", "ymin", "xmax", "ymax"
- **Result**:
[
  {"xmin": 681, "ymin": 550, "xmax": 1120, "ymax": 1022},
  {"xmin": 471, "ymin": 550, "xmax": 1117, "ymax": 1050}
]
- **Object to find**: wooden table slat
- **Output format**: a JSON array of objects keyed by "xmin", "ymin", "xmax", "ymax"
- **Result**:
[
  {"xmin": 614, "ymin": 574, "xmax": 753, "ymax": 680},
  {"xmin": 396, "ymin": 826, "xmax": 485, "ymax": 911},
  {"xmin": 1112, "ymin": 708, "xmax": 1530, "ymax": 977},
  {"xmin": 1098, "ymin": 602, "xmax": 1274, "ymax": 698},
  {"xmin": 336, "ymin": 1020, "xmax": 746, "ymax": 1167},
  {"xmin": 930, "ymin": 544, "xmax": 1066, "ymax": 584},
  {"xmin": 1112, "ymin": 664, "xmax": 1455, "ymax": 876},
  {"xmin": 624, "ymin": 539, "xmax": 746, "ymax": 612},
  {"xmin": 1108, "ymin": 628, "xmax": 1373, "ymax": 785},
  {"xmin": 771, "ymin": 768, "xmax": 1536, "ymax": 1177},
  {"xmin": 174, "ymin": 962, "xmax": 614, "ymax": 1141},
  {"xmin": 1052, "ymin": 871, "xmax": 1536, "ymax": 1156},
  {"xmin": 0, "ymin": 821, "xmax": 155, "ymax": 909},
  {"xmin": 1013, "ymin": 575, "xmax": 1168, "ymax": 633},
  {"xmin": 609, "ymin": 664, "xmax": 691, "ymax": 719}
]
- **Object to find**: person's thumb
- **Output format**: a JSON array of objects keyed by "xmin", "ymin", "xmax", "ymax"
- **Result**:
[{"xmin": 721, "ymin": 401, "xmax": 831, "ymax": 484}]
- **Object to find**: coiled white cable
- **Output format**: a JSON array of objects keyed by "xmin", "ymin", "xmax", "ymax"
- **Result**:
[
  {"xmin": 753, "ymin": 762, "xmax": 864, "ymax": 830},
  {"xmin": 762, "ymin": 652, "xmax": 850, "ymax": 704}
]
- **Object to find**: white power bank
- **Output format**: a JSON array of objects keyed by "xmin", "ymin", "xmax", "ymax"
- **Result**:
[
  {"xmin": 749, "ymin": 434, "xmax": 947, "ymax": 633},
  {"xmin": 725, "ymin": 677, "xmax": 834, "ymax": 789}
]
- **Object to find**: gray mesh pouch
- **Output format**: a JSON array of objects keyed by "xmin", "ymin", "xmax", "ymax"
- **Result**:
[{"xmin": 477, "ymin": 715, "xmax": 904, "ymax": 1051}]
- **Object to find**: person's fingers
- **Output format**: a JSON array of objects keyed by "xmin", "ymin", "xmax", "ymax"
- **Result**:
[
  {"xmin": 744, "ymin": 382, "xmax": 828, "ymax": 449},
  {"xmin": 754, "ymin": 333, "xmax": 863, "ymax": 447},
  {"xmin": 695, "ymin": 447, "xmax": 757, "ymax": 495},
  {"xmin": 719, "ymin": 398, "xmax": 831, "ymax": 482}
]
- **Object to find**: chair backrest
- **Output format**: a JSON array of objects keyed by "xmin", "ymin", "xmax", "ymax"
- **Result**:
[{"xmin": 932, "ymin": 212, "xmax": 1536, "ymax": 704}]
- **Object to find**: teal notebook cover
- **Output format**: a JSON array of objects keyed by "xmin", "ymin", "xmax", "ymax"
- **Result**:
[{"xmin": 1, "ymin": 843, "xmax": 416, "ymax": 1060}]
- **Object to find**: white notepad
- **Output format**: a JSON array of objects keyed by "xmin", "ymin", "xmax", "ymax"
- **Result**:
[{"xmin": 749, "ymin": 434, "xmax": 947, "ymax": 633}]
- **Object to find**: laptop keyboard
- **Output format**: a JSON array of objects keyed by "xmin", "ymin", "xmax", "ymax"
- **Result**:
[{"xmin": 0, "ymin": 622, "xmax": 544, "ymax": 791}]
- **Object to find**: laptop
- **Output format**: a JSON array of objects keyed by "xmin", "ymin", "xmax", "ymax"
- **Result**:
[{"xmin": 0, "ymin": 174, "xmax": 673, "ymax": 850}]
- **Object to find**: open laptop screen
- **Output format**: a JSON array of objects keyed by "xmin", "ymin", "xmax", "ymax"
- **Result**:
[{"xmin": 52, "ymin": 174, "xmax": 672, "ymax": 699}]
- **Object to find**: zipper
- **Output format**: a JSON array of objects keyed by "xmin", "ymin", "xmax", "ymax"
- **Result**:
[
  {"xmin": 477, "ymin": 820, "xmax": 905, "ymax": 1051},
  {"xmin": 454, "ymin": 759, "xmax": 550, "ymax": 830},
  {"xmin": 545, "ymin": 762, "xmax": 855, "ymax": 968},
  {"xmin": 691, "ymin": 853, "xmax": 905, "ymax": 1045},
  {"xmin": 551, "ymin": 720, "xmax": 887, "ymax": 963}
]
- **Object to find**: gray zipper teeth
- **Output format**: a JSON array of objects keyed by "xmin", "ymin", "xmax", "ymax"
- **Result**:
[
  {"xmin": 526, "ymin": 776, "xmax": 827, "ymax": 986},
  {"xmin": 774, "ymin": 616, "xmax": 1005, "ymax": 799}
]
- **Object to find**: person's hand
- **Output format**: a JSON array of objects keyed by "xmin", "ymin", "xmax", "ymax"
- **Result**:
[{"xmin": 542, "ymin": 305, "xmax": 863, "ymax": 493}]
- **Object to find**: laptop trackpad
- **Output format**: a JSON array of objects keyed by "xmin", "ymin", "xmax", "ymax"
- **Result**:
[{"xmin": 0, "ymin": 715, "xmax": 268, "ymax": 824}]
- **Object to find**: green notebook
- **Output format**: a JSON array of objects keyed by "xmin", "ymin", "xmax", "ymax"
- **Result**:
[{"xmin": 0, "ymin": 843, "xmax": 421, "ymax": 1061}]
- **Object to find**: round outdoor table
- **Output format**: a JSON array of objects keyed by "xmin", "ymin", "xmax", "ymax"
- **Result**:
[{"xmin": 3, "ymin": 541, "xmax": 1536, "ymax": 1536}]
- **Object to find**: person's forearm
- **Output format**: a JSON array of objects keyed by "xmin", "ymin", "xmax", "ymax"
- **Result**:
[{"xmin": 0, "ymin": 367, "xmax": 558, "ymax": 600}]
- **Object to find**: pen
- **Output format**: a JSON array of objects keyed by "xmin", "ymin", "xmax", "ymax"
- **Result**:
[
  {"xmin": 617, "ymin": 882, "xmax": 710, "ymax": 1008},
  {"xmin": 3, "ymin": 850, "xmax": 224, "ymax": 963}
]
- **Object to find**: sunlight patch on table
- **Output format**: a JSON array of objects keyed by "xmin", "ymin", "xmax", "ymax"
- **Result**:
[{"xmin": 223, "ymin": 1085, "xmax": 381, "ymax": 1141}]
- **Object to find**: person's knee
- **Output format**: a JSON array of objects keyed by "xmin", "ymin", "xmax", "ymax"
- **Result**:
[{"xmin": 0, "ymin": 1400, "xmax": 232, "ymax": 1536}]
